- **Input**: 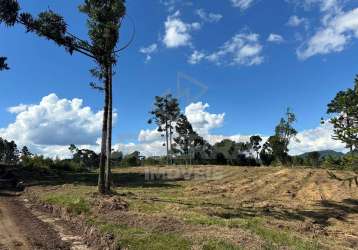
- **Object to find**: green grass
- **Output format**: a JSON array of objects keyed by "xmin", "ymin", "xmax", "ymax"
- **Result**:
[
  {"xmin": 230, "ymin": 217, "xmax": 321, "ymax": 250},
  {"xmin": 182, "ymin": 212, "xmax": 227, "ymax": 226},
  {"xmin": 128, "ymin": 200, "xmax": 166, "ymax": 213},
  {"xmin": 43, "ymin": 193, "xmax": 90, "ymax": 215},
  {"xmin": 92, "ymin": 221, "xmax": 191, "ymax": 250},
  {"xmin": 202, "ymin": 239, "xmax": 243, "ymax": 250},
  {"xmin": 181, "ymin": 212, "xmax": 321, "ymax": 250}
]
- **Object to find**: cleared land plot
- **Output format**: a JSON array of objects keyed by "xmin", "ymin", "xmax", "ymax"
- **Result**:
[{"xmin": 28, "ymin": 166, "xmax": 358, "ymax": 250}]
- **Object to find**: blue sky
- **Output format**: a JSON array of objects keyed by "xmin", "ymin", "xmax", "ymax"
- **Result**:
[{"xmin": 0, "ymin": 0, "xmax": 357, "ymax": 157}]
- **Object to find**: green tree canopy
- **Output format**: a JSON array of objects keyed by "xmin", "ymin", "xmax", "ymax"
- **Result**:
[
  {"xmin": 149, "ymin": 94, "xmax": 180, "ymax": 164},
  {"xmin": 262, "ymin": 108, "xmax": 298, "ymax": 165},
  {"xmin": 327, "ymin": 76, "xmax": 358, "ymax": 152},
  {"xmin": 0, "ymin": 137, "xmax": 19, "ymax": 164}
]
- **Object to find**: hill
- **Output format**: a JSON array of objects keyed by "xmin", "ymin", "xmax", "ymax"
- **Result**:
[{"xmin": 299, "ymin": 150, "xmax": 344, "ymax": 159}]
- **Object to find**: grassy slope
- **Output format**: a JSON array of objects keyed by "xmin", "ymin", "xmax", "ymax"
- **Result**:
[{"xmin": 29, "ymin": 166, "xmax": 358, "ymax": 250}]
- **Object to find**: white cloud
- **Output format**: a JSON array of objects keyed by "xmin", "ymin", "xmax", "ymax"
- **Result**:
[
  {"xmin": 267, "ymin": 33, "xmax": 284, "ymax": 43},
  {"xmin": 116, "ymin": 102, "xmax": 226, "ymax": 156},
  {"xmin": 204, "ymin": 33, "xmax": 264, "ymax": 66},
  {"xmin": 287, "ymin": 15, "xmax": 307, "ymax": 27},
  {"xmin": 188, "ymin": 50, "xmax": 206, "ymax": 64},
  {"xmin": 196, "ymin": 9, "xmax": 223, "ymax": 23},
  {"xmin": 114, "ymin": 140, "xmax": 166, "ymax": 157},
  {"xmin": 159, "ymin": 0, "xmax": 193, "ymax": 12},
  {"xmin": 139, "ymin": 43, "xmax": 158, "ymax": 62},
  {"xmin": 4, "ymin": 95, "xmax": 346, "ymax": 159},
  {"xmin": 163, "ymin": 11, "xmax": 201, "ymax": 48},
  {"xmin": 289, "ymin": 122, "xmax": 346, "ymax": 155},
  {"xmin": 138, "ymin": 129, "xmax": 162, "ymax": 143},
  {"xmin": 205, "ymin": 134, "xmax": 255, "ymax": 145},
  {"xmin": 231, "ymin": 0, "xmax": 255, "ymax": 10},
  {"xmin": 7, "ymin": 104, "xmax": 28, "ymax": 114},
  {"xmin": 301, "ymin": 0, "xmax": 341, "ymax": 13},
  {"xmin": 289, "ymin": 0, "xmax": 358, "ymax": 59},
  {"xmin": 0, "ymin": 93, "xmax": 113, "ymax": 158},
  {"xmin": 297, "ymin": 8, "xmax": 358, "ymax": 59},
  {"xmin": 185, "ymin": 102, "xmax": 225, "ymax": 136},
  {"xmin": 120, "ymin": 103, "xmax": 347, "ymax": 157}
]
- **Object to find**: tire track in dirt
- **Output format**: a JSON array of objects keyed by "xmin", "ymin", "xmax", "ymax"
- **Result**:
[
  {"xmin": 0, "ymin": 194, "xmax": 88, "ymax": 250},
  {"xmin": 0, "ymin": 199, "xmax": 30, "ymax": 250}
]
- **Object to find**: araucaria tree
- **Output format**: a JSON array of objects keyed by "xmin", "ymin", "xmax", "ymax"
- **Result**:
[
  {"xmin": 327, "ymin": 76, "xmax": 358, "ymax": 152},
  {"xmin": 174, "ymin": 114, "xmax": 203, "ymax": 165},
  {"xmin": 148, "ymin": 94, "xmax": 180, "ymax": 164},
  {"xmin": 0, "ymin": 0, "xmax": 127, "ymax": 194}
]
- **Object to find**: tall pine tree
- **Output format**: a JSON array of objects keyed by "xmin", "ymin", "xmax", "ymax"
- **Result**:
[{"xmin": 0, "ymin": 0, "xmax": 127, "ymax": 193}]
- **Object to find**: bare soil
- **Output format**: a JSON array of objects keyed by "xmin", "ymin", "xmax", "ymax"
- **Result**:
[
  {"xmin": 17, "ymin": 166, "xmax": 358, "ymax": 249},
  {"xmin": 0, "ymin": 193, "xmax": 70, "ymax": 250}
]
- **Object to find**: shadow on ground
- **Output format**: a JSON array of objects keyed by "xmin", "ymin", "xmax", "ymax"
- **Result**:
[
  {"xmin": 208, "ymin": 198, "xmax": 358, "ymax": 227},
  {"xmin": 24, "ymin": 171, "xmax": 181, "ymax": 189}
]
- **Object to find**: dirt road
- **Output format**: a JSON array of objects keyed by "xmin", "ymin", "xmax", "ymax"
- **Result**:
[{"xmin": 0, "ymin": 194, "xmax": 69, "ymax": 250}]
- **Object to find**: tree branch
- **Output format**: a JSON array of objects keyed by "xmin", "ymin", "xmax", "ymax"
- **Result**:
[{"xmin": 114, "ymin": 15, "xmax": 135, "ymax": 53}]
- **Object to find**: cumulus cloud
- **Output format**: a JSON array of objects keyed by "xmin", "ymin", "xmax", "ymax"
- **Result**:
[
  {"xmin": 7, "ymin": 104, "xmax": 28, "ymax": 114},
  {"xmin": 0, "ymin": 94, "xmax": 113, "ymax": 158},
  {"xmin": 188, "ymin": 33, "xmax": 264, "ymax": 66},
  {"xmin": 121, "ymin": 105, "xmax": 346, "ymax": 157},
  {"xmin": 231, "ymin": 0, "xmax": 255, "ymax": 10},
  {"xmin": 196, "ymin": 9, "xmax": 223, "ymax": 23},
  {"xmin": 116, "ymin": 102, "xmax": 226, "ymax": 156},
  {"xmin": 138, "ymin": 129, "xmax": 162, "ymax": 143},
  {"xmin": 267, "ymin": 33, "xmax": 284, "ymax": 43},
  {"xmin": 139, "ymin": 43, "xmax": 158, "ymax": 62},
  {"xmin": 2, "ymin": 95, "xmax": 346, "ymax": 158},
  {"xmin": 289, "ymin": 122, "xmax": 346, "ymax": 155},
  {"xmin": 163, "ymin": 11, "xmax": 201, "ymax": 48},
  {"xmin": 114, "ymin": 140, "xmax": 166, "ymax": 157},
  {"xmin": 297, "ymin": 8, "xmax": 358, "ymax": 59},
  {"xmin": 185, "ymin": 102, "xmax": 225, "ymax": 135}
]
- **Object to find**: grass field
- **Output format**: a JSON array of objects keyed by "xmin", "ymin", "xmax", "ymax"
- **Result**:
[{"xmin": 28, "ymin": 166, "xmax": 358, "ymax": 250}]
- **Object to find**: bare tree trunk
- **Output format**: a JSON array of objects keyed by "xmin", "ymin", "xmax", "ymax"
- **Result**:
[
  {"xmin": 105, "ymin": 64, "xmax": 113, "ymax": 193},
  {"xmin": 169, "ymin": 125, "xmax": 173, "ymax": 165},
  {"xmin": 165, "ymin": 120, "xmax": 169, "ymax": 166},
  {"xmin": 98, "ymin": 65, "xmax": 110, "ymax": 194}
]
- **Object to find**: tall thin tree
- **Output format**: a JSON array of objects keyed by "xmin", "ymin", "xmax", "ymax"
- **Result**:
[
  {"xmin": 0, "ymin": 0, "xmax": 128, "ymax": 194},
  {"xmin": 148, "ymin": 94, "xmax": 180, "ymax": 165}
]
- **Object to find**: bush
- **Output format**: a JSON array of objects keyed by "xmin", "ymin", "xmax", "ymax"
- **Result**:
[
  {"xmin": 342, "ymin": 152, "xmax": 358, "ymax": 171},
  {"xmin": 322, "ymin": 152, "xmax": 358, "ymax": 171},
  {"xmin": 21, "ymin": 155, "xmax": 85, "ymax": 172},
  {"xmin": 260, "ymin": 151, "xmax": 274, "ymax": 166}
]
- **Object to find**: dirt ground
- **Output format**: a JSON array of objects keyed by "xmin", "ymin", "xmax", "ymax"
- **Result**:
[
  {"xmin": 0, "ymin": 193, "xmax": 70, "ymax": 250},
  {"xmin": 0, "ymin": 191, "xmax": 92, "ymax": 250},
  {"xmin": 19, "ymin": 166, "xmax": 358, "ymax": 249}
]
